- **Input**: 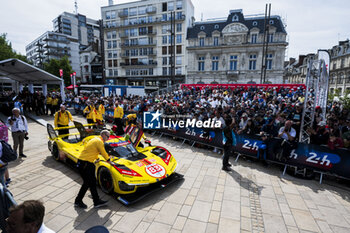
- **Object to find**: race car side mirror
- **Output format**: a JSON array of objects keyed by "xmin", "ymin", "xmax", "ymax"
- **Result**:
[{"xmin": 145, "ymin": 140, "xmax": 152, "ymax": 146}]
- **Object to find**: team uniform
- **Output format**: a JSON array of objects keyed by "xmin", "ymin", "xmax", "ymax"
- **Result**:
[
  {"xmin": 113, "ymin": 106, "xmax": 124, "ymax": 135},
  {"xmin": 75, "ymin": 137, "xmax": 110, "ymax": 207},
  {"xmin": 54, "ymin": 110, "xmax": 73, "ymax": 138}
]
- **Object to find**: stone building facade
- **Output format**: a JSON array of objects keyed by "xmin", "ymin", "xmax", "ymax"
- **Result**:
[
  {"xmin": 329, "ymin": 40, "xmax": 350, "ymax": 95},
  {"xmin": 186, "ymin": 9, "xmax": 287, "ymax": 84}
]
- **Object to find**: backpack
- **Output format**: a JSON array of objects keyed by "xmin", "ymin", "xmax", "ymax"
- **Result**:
[
  {"xmin": 0, "ymin": 140, "xmax": 18, "ymax": 163},
  {"xmin": 0, "ymin": 183, "xmax": 17, "ymax": 232}
]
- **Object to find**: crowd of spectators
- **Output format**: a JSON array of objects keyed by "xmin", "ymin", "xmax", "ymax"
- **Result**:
[
  {"xmin": 64, "ymin": 85, "xmax": 350, "ymax": 150},
  {"xmin": 1, "ymin": 85, "xmax": 350, "ymax": 150}
]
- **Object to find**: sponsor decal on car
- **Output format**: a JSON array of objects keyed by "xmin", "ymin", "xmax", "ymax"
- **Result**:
[{"xmin": 145, "ymin": 164, "xmax": 166, "ymax": 178}]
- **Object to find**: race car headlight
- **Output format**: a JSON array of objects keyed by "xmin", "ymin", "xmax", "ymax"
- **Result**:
[{"xmin": 118, "ymin": 181, "xmax": 135, "ymax": 191}]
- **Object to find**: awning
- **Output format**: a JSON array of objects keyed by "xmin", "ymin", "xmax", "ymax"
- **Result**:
[{"xmin": 0, "ymin": 58, "xmax": 62, "ymax": 84}]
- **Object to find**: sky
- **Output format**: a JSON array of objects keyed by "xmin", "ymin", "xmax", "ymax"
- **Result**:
[{"xmin": 1, "ymin": 0, "xmax": 349, "ymax": 59}]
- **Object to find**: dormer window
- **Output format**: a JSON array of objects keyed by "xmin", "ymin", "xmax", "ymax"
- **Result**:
[
  {"xmin": 200, "ymin": 26, "xmax": 205, "ymax": 30},
  {"xmin": 252, "ymin": 21, "xmax": 258, "ymax": 26},
  {"xmin": 232, "ymin": 14, "xmax": 239, "ymax": 22},
  {"xmin": 269, "ymin": 20, "xmax": 274, "ymax": 25},
  {"xmin": 214, "ymin": 24, "xmax": 219, "ymax": 29}
]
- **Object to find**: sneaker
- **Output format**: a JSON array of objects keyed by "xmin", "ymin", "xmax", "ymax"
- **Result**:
[
  {"xmin": 74, "ymin": 201, "xmax": 87, "ymax": 209},
  {"xmin": 94, "ymin": 199, "xmax": 108, "ymax": 208},
  {"xmin": 19, "ymin": 154, "xmax": 27, "ymax": 158}
]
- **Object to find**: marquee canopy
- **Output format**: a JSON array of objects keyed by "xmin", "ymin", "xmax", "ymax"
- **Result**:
[{"xmin": 0, "ymin": 58, "xmax": 62, "ymax": 84}]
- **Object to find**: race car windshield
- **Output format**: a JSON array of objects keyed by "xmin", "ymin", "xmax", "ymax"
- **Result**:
[{"xmin": 106, "ymin": 143, "xmax": 146, "ymax": 161}]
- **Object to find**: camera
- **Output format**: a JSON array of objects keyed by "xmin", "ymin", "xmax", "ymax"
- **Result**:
[{"xmin": 24, "ymin": 135, "xmax": 29, "ymax": 140}]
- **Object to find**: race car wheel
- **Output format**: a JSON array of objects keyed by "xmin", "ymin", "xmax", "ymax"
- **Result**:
[
  {"xmin": 98, "ymin": 167, "xmax": 114, "ymax": 194},
  {"xmin": 51, "ymin": 144, "xmax": 60, "ymax": 161}
]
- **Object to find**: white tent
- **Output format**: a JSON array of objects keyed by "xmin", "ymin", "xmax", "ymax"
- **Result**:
[{"xmin": 0, "ymin": 58, "xmax": 65, "ymax": 101}]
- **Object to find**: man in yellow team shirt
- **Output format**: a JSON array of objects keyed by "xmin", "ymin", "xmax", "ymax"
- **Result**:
[
  {"xmin": 74, "ymin": 130, "xmax": 111, "ymax": 209},
  {"xmin": 83, "ymin": 103, "xmax": 96, "ymax": 127},
  {"xmin": 54, "ymin": 104, "xmax": 73, "ymax": 139},
  {"xmin": 113, "ymin": 101, "xmax": 124, "ymax": 135},
  {"xmin": 51, "ymin": 96, "xmax": 59, "ymax": 115},
  {"xmin": 45, "ymin": 94, "xmax": 52, "ymax": 115}
]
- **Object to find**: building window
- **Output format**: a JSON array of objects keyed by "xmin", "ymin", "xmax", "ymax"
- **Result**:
[
  {"xmin": 108, "ymin": 52, "xmax": 112, "ymax": 58},
  {"xmin": 200, "ymin": 26, "xmax": 205, "ymax": 30},
  {"xmin": 249, "ymin": 54, "xmax": 257, "ymax": 70},
  {"xmin": 162, "ymin": 13, "xmax": 167, "ymax": 21},
  {"xmin": 112, "ymin": 41, "xmax": 117, "ymax": 48},
  {"xmin": 230, "ymin": 55, "xmax": 238, "ymax": 70},
  {"xmin": 113, "ymin": 60, "xmax": 118, "ymax": 67},
  {"xmin": 176, "ymin": 23, "xmax": 182, "ymax": 32},
  {"xmin": 162, "ymin": 46, "xmax": 167, "ymax": 55},
  {"xmin": 108, "ymin": 60, "xmax": 113, "ymax": 67},
  {"xmin": 84, "ymin": 55, "xmax": 89, "ymax": 63},
  {"xmin": 162, "ymin": 36, "xmax": 167, "ymax": 44},
  {"xmin": 199, "ymin": 38, "xmax": 204, "ymax": 46},
  {"xmin": 176, "ymin": 0, "xmax": 183, "ymax": 9},
  {"xmin": 162, "ymin": 25, "xmax": 168, "ymax": 34},
  {"xmin": 168, "ymin": 2, "xmax": 174, "ymax": 11},
  {"xmin": 163, "ymin": 67, "xmax": 167, "ymax": 75},
  {"xmin": 176, "ymin": 35, "xmax": 182, "ymax": 43},
  {"xmin": 266, "ymin": 54, "xmax": 273, "ymax": 70},
  {"xmin": 251, "ymin": 34, "xmax": 257, "ymax": 43},
  {"xmin": 198, "ymin": 56, "xmax": 205, "ymax": 71},
  {"xmin": 268, "ymin": 33, "xmax": 274, "ymax": 43},
  {"xmin": 162, "ymin": 2, "xmax": 167, "ymax": 11},
  {"xmin": 108, "ymin": 69, "xmax": 113, "ymax": 77},
  {"xmin": 176, "ymin": 45, "xmax": 182, "ymax": 54},
  {"xmin": 214, "ymin": 24, "xmax": 219, "ymax": 29},
  {"xmin": 162, "ymin": 57, "xmax": 168, "ymax": 65},
  {"xmin": 269, "ymin": 20, "xmax": 274, "ymax": 25},
  {"xmin": 252, "ymin": 21, "xmax": 258, "ymax": 26},
  {"xmin": 213, "ymin": 37, "xmax": 219, "ymax": 46},
  {"xmin": 212, "ymin": 56, "xmax": 219, "ymax": 71},
  {"xmin": 176, "ymin": 56, "xmax": 182, "ymax": 65},
  {"xmin": 176, "ymin": 67, "xmax": 182, "ymax": 75},
  {"xmin": 107, "ymin": 41, "xmax": 112, "ymax": 49},
  {"xmin": 176, "ymin": 12, "xmax": 183, "ymax": 20}
]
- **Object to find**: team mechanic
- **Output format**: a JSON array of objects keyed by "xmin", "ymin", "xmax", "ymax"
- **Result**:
[
  {"xmin": 54, "ymin": 104, "xmax": 73, "ymax": 139},
  {"xmin": 74, "ymin": 130, "xmax": 111, "ymax": 209}
]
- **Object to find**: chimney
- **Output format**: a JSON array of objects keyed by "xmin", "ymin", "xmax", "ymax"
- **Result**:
[{"xmin": 108, "ymin": 0, "xmax": 113, "ymax": 6}]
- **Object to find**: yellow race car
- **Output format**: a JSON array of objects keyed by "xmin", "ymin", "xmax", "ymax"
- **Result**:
[{"xmin": 47, "ymin": 122, "xmax": 183, "ymax": 205}]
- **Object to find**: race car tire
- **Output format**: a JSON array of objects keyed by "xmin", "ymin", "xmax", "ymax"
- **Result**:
[
  {"xmin": 98, "ymin": 167, "xmax": 114, "ymax": 194},
  {"xmin": 52, "ymin": 144, "xmax": 60, "ymax": 161}
]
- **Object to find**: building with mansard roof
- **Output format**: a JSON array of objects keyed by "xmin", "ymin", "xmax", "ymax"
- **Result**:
[{"xmin": 186, "ymin": 9, "xmax": 288, "ymax": 84}]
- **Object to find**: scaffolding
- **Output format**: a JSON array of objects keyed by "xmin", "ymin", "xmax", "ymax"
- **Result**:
[{"xmin": 299, "ymin": 50, "xmax": 330, "ymax": 143}]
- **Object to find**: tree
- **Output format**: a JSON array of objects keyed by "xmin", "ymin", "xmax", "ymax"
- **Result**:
[
  {"xmin": 43, "ymin": 56, "xmax": 73, "ymax": 86},
  {"xmin": 0, "ymin": 33, "xmax": 29, "ymax": 62},
  {"xmin": 328, "ymin": 89, "xmax": 350, "ymax": 111}
]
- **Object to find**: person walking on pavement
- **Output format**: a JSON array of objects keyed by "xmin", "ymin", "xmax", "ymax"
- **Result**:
[
  {"xmin": 74, "ymin": 130, "xmax": 111, "ymax": 209},
  {"xmin": 54, "ymin": 104, "xmax": 74, "ymax": 139},
  {"xmin": 113, "ymin": 101, "xmax": 124, "ymax": 135},
  {"xmin": 222, "ymin": 117, "xmax": 234, "ymax": 171},
  {"xmin": 6, "ymin": 108, "xmax": 28, "ymax": 158}
]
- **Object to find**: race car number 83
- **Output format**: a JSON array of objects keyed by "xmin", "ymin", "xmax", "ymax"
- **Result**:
[{"xmin": 145, "ymin": 164, "xmax": 166, "ymax": 178}]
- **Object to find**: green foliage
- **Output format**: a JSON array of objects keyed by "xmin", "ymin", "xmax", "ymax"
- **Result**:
[
  {"xmin": 0, "ymin": 33, "xmax": 28, "ymax": 62},
  {"xmin": 43, "ymin": 56, "xmax": 73, "ymax": 86},
  {"xmin": 329, "ymin": 89, "xmax": 350, "ymax": 111}
]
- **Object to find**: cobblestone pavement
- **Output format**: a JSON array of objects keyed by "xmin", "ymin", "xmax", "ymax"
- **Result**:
[{"xmin": 6, "ymin": 116, "xmax": 350, "ymax": 233}]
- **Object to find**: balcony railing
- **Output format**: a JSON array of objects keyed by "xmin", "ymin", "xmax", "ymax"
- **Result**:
[
  {"xmin": 146, "ymin": 6, "xmax": 157, "ymax": 14},
  {"xmin": 121, "ymin": 42, "xmax": 157, "ymax": 47},
  {"xmin": 118, "ymin": 11, "xmax": 128, "ymax": 17},
  {"xmin": 120, "ymin": 61, "xmax": 157, "ymax": 67}
]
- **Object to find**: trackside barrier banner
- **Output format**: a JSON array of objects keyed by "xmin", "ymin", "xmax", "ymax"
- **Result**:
[{"xmin": 151, "ymin": 127, "xmax": 350, "ymax": 179}]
